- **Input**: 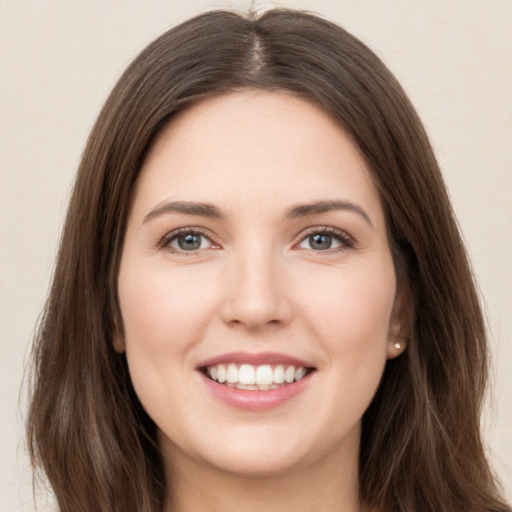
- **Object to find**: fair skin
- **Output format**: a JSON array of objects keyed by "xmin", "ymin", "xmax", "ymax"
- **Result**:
[{"xmin": 115, "ymin": 90, "xmax": 406, "ymax": 512}]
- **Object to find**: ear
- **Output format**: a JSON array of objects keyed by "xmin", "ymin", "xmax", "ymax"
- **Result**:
[
  {"xmin": 386, "ymin": 281, "xmax": 412, "ymax": 360},
  {"xmin": 112, "ymin": 317, "xmax": 126, "ymax": 353}
]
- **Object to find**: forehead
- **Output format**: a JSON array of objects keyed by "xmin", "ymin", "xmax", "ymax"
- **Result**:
[{"xmin": 132, "ymin": 90, "xmax": 384, "ymax": 228}]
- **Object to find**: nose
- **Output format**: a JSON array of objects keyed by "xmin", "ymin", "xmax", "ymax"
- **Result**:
[{"xmin": 220, "ymin": 246, "xmax": 293, "ymax": 331}]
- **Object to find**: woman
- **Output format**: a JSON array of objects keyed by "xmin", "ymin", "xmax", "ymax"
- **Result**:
[{"xmin": 26, "ymin": 8, "xmax": 511, "ymax": 512}]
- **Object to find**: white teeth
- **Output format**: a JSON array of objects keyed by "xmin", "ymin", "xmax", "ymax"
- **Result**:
[
  {"xmin": 239, "ymin": 364, "xmax": 256, "ymax": 385},
  {"xmin": 255, "ymin": 365, "xmax": 273, "ymax": 385},
  {"xmin": 295, "ymin": 367, "xmax": 307, "ymax": 381},
  {"xmin": 226, "ymin": 364, "xmax": 238, "ymax": 384},
  {"xmin": 284, "ymin": 366, "xmax": 295, "ymax": 383},
  {"xmin": 205, "ymin": 363, "xmax": 310, "ymax": 388},
  {"xmin": 217, "ymin": 364, "xmax": 227, "ymax": 383},
  {"xmin": 273, "ymin": 365, "xmax": 285, "ymax": 383},
  {"xmin": 236, "ymin": 383, "xmax": 258, "ymax": 390}
]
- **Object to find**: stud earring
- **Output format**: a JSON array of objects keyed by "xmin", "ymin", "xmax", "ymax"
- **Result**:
[{"xmin": 394, "ymin": 342, "xmax": 401, "ymax": 350}]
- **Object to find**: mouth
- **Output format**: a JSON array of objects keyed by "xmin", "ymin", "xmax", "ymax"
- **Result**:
[{"xmin": 201, "ymin": 363, "xmax": 314, "ymax": 391}]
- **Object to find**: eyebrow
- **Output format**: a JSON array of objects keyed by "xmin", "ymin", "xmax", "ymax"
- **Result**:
[
  {"xmin": 143, "ymin": 201, "xmax": 224, "ymax": 224},
  {"xmin": 286, "ymin": 200, "xmax": 374, "ymax": 227},
  {"xmin": 143, "ymin": 199, "xmax": 373, "ymax": 228}
]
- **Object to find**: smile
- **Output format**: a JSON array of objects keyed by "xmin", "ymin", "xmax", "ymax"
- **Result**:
[
  {"xmin": 204, "ymin": 363, "xmax": 310, "ymax": 390},
  {"xmin": 197, "ymin": 352, "xmax": 316, "ymax": 411}
]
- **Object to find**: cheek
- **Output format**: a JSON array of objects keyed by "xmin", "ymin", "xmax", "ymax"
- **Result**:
[
  {"xmin": 118, "ymin": 260, "xmax": 219, "ymax": 346},
  {"xmin": 117, "ymin": 260, "xmax": 217, "ymax": 399},
  {"xmin": 117, "ymin": 262, "xmax": 219, "ymax": 431},
  {"xmin": 296, "ymin": 261, "xmax": 396, "ymax": 379},
  {"xmin": 312, "ymin": 272, "xmax": 395, "ymax": 440}
]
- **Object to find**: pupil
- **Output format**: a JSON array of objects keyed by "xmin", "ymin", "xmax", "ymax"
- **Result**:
[
  {"xmin": 178, "ymin": 234, "xmax": 201, "ymax": 250},
  {"xmin": 310, "ymin": 234, "xmax": 332, "ymax": 250}
]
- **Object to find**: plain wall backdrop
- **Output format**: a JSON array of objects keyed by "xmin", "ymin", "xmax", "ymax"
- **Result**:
[{"xmin": 1, "ymin": 0, "xmax": 510, "ymax": 510}]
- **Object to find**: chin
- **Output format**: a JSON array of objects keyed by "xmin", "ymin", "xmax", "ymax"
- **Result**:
[
  {"xmin": 203, "ymin": 447, "xmax": 309, "ymax": 478},
  {"xmin": 162, "ymin": 425, "xmax": 314, "ymax": 478}
]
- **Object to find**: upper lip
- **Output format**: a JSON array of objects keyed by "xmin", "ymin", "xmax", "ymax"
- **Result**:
[{"xmin": 197, "ymin": 351, "xmax": 314, "ymax": 369}]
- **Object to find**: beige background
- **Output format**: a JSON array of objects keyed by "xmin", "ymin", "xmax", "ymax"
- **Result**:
[{"xmin": 1, "ymin": 0, "xmax": 510, "ymax": 510}]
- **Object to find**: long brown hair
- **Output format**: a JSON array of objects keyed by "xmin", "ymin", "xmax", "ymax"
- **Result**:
[{"xmin": 26, "ymin": 9, "xmax": 510, "ymax": 512}]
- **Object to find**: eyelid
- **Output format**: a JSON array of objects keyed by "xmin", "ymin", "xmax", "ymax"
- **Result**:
[
  {"xmin": 158, "ymin": 225, "xmax": 354, "ymax": 254},
  {"xmin": 294, "ymin": 226, "xmax": 355, "ymax": 251},
  {"xmin": 159, "ymin": 226, "xmax": 221, "ymax": 252}
]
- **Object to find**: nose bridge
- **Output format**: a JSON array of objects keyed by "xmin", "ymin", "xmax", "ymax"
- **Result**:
[{"xmin": 222, "ymin": 239, "xmax": 292, "ymax": 329}]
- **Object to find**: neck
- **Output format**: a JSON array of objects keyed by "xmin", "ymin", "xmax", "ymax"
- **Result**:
[{"xmin": 162, "ymin": 429, "xmax": 363, "ymax": 512}]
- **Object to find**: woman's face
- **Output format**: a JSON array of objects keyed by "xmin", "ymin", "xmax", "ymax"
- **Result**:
[{"xmin": 115, "ymin": 90, "xmax": 405, "ymax": 477}]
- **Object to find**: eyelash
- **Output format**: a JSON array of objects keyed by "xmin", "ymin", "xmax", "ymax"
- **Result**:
[
  {"xmin": 159, "ymin": 226, "xmax": 354, "ymax": 254},
  {"xmin": 297, "ymin": 226, "xmax": 355, "ymax": 253},
  {"xmin": 160, "ymin": 227, "xmax": 217, "ymax": 253}
]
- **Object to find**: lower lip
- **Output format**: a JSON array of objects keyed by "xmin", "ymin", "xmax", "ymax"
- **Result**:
[{"xmin": 199, "ymin": 371, "xmax": 313, "ymax": 411}]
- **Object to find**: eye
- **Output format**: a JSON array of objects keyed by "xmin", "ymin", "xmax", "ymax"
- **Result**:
[
  {"xmin": 297, "ymin": 228, "xmax": 353, "ymax": 252},
  {"xmin": 300, "ymin": 233, "xmax": 341, "ymax": 251},
  {"xmin": 162, "ymin": 229, "xmax": 217, "ymax": 252}
]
